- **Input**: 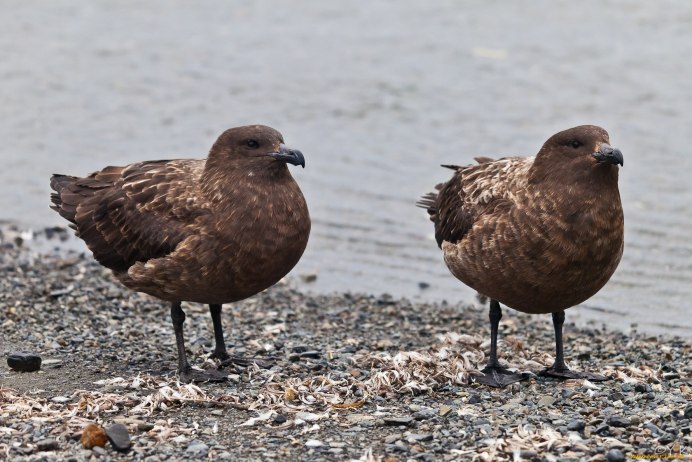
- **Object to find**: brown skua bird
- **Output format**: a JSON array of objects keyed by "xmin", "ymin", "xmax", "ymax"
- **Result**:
[
  {"xmin": 418, "ymin": 125, "xmax": 624, "ymax": 387},
  {"xmin": 50, "ymin": 125, "xmax": 310, "ymax": 382}
]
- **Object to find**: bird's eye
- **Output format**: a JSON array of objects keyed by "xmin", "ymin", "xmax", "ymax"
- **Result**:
[
  {"xmin": 570, "ymin": 139, "xmax": 582, "ymax": 149},
  {"xmin": 246, "ymin": 139, "xmax": 259, "ymax": 149}
]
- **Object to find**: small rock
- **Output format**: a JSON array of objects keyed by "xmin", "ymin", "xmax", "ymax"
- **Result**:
[
  {"xmin": 467, "ymin": 394, "xmax": 481, "ymax": 404},
  {"xmin": 105, "ymin": 423, "xmax": 131, "ymax": 451},
  {"xmin": 186, "ymin": 441, "xmax": 209, "ymax": 457},
  {"xmin": 92, "ymin": 446, "xmax": 107, "ymax": 456},
  {"xmin": 36, "ymin": 438, "xmax": 59, "ymax": 451},
  {"xmin": 81, "ymin": 423, "xmax": 108, "ymax": 449},
  {"xmin": 137, "ymin": 423, "xmax": 155, "ymax": 432},
  {"xmin": 305, "ymin": 439, "xmax": 323, "ymax": 448},
  {"xmin": 384, "ymin": 434, "xmax": 401, "ymax": 444},
  {"xmin": 51, "ymin": 396, "xmax": 70, "ymax": 404},
  {"xmin": 284, "ymin": 387, "xmax": 299, "ymax": 401},
  {"xmin": 7, "ymin": 352, "xmax": 42, "ymax": 372},
  {"xmin": 383, "ymin": 416, "xmax": 414, "ymax": 427},
  {"xmin": 439, "ymin": 405, "xmax": 453, "ymax": 417},
  {"xmin": 520, "ymin": 450, "xmax": 538, "ymax": 459},
  {"xmin": 562, "ymin": 388, "xmax": 578, "ymax": 399},
  {"xmin": 273, "ymin": 414, "xmax": 287, "ymax": 424},
  {"xmin": 291, "ymin": 345, "xmax": 309, "ymax": 353},
  {"xmin": 538, "ymin": 396, "xmax": 557, "ymax": 407},
  {"xmin": 567, "ymin": 419, "xmax": 586, "ymax": 431},
  {"xmin": 41, "ymin": 359, "xmax": 63, "ymax": 368},
  {"xmin": 606, "ymin": 448, "xmax": 626, "ymax": 462},
  {"xmin": 685, "ymin": 405, "xmax": 692, "ymax": 419},
  {"xmin": 295, "ymin": 411, "xmax": 320, "ymax": 422},
  {"xmin": 407, "ymin": 433, "xmax": 433, "ymax": 443},
  {"xmin": 607, "ymin": 416, "xmax": 630, "ymax": 427},
  {"xmin": 634, "ymin": 383, "xmax": 651, "ymax": 393},
  {"xmin": 299, "ymin": 350, "xmax": 321, "ymax": 359}
]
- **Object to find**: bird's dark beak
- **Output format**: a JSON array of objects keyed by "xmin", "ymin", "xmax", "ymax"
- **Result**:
[
  {"xmin": 592, "ymin": 143, "xmax": 623, "ymax": 166},
  {"xmin": 269, "ymin": 144, "xmax": 305, "ymax": 168}
]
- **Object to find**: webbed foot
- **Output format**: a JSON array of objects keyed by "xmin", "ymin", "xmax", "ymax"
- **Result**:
[
  {"xmin": 179, "ymin": 366, "xmax": 228, "ymax": 384},
  {"xmin": 541, "ymin": 367, "xmax": 607, "ymax": 381},
  {"xmin": 220, "ymin": 355, "xmax": 274, "ymax": 369},
  {"xmin": 474, "ymin": 366, "xmax": 531, "ymax": 388}
]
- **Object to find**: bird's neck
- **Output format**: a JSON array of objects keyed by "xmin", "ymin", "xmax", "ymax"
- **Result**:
[{"xmin": 200, "ymin": 163, "xmax": 293, "ymax": 209}]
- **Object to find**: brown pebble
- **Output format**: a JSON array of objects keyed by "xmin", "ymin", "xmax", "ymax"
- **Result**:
[
  {"xmin": 284, "ymin": 387, "xmax": 298, "ymax": 401},
  {"xmin": 81, "ymin": 423, "xmax": 108, "ymax": 449}
]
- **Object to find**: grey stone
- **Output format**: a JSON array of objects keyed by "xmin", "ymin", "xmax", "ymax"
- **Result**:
[
  {"xmin": 36, "ymin": 438, "xmax": 59, "ymax": 451},
  {"xmin": 383, "ymin": 416, "xmax": 414, "ymax": 426},
  {"xmin": 607, "ymin": 416, "xmax": 630, "ymax": 427},
  {"xmin": 105, "ymin": 423, "xmax": 131, "ymax": 452},
  {"xmin": 567, "ymin": 419, "xmax": 586, "ymax": 431},
  {"xmin": 407, "ymin": 433, "xmax": 433, "ymax": 443},
  {"xmin": 186, "ymin": 442, "xmax": 209, "ymax": 457},
  {"xmin": 606, "ymin": 448, "xmax": 626, "ymax": 462}
]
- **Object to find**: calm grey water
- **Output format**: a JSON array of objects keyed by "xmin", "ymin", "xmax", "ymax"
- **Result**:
[{"xmin": 1, "ymin": 1, "xmax": 690, "ymax": 337}]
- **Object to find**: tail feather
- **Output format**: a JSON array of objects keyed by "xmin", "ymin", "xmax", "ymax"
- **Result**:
[{"xmin": 50, "ymin": 174, "xmax": 80, "ymax": 223}]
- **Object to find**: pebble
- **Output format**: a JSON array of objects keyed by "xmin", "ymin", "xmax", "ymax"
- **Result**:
[
  {"xmin": 567, "ymin": 419, "xmax": 586, "ymax": 431},
  {"xmin": 81, "ymin": 423, "xmax": 108, "ymax": 449},
  {"xmin": 36, "ymin": 438, "xmax": 59, "ymax": 451},
  {"xmin": 299, "ymin": 350, "xmax": 321, "ymax": 359},
  {"xmin": 407, "ymin": 433, "xmax": 433, "ymax": 443},
  {"xmin": 467, "ymin": 394, "xmax": 481, "ymax": 404},
  {"xmin": 606, "ymin": 416, "xmax": 630, "ymax": 427},
  {"xmin": 606, "ymin": 448, "xmax": 626, "ymax": 462},
  {"xmin": 137, "ymin": 422, "xmax": 155, "ymax": 432},
  {"xmin": 105, "ymin": 423, "xmax": 131, "ymax": 451},
  {"xmin": 186, "ymin": 441, "xmax": 209, "ymax": 457},
  {"xmin": 383, "ymin": 416, "xmax": 414, "ymax": 426},
  {"xmin": 439, "ymin": 405, "xmax": 453, "ymax": 417},
  {"xmin": 7, "ymin": 352, "xmax": 42, "ymax": 372},
  {"xmin": 538, "ymin": 396, "xmax": 557, "ymax": 407},
  {"xmin": 305, "ymin": 439, "xmax": 323, "ymax": 448}
]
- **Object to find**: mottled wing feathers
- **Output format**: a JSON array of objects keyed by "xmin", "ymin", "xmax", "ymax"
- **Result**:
[
  {"xmin": 50, "ymin": 160, "xmax": 207, "ymax": 272},
  {"xmin": 418, "ymin": 156, "xmax": 533, "ymax": 247}
]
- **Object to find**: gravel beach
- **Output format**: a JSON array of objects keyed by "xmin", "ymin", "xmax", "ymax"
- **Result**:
[{"xmin": 1, "ymin": 226, "xmax": 690, "ymax": 461}]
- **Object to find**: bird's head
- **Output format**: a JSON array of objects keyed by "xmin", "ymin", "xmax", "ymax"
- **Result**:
[
  {"xmin": 538, "ymin": 125, "xmax": 623, "ymax": 168},
  {"xmin": 531, "ymin": 125, "xmax": 623, "ymax": 186},
  {"xmin": 206, "ymin": 125, "xmax": 305, "ymax": 173}
]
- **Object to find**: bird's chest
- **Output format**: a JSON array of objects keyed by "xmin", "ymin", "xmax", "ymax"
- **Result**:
[{"xmin": 211, "ymin": 193, "xmax": 310, "ymax": 292}]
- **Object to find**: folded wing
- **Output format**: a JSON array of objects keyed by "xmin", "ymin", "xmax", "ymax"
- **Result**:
[{"xmin": 50, "ymin": 160, "xmax": 207, "ymax": 272}]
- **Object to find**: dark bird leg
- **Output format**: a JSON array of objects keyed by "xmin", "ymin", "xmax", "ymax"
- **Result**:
[
  {"xmin": 170, "ymin": 302, "xmax": 227, "ymax": 383},
  {"xmin": 542, "ymin": 310, "xmax": 607, "ymax": 381},
  {"xmin": 209, "ymin": 304, "xmax": 273, "ymax": 369},
  {"xmin": 208, "ymin": 304, "xmax": 230, "ymax": 362},
  {"xmin": 475, "ymin": 300, "xmax": 529, "ymax": 387}
]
